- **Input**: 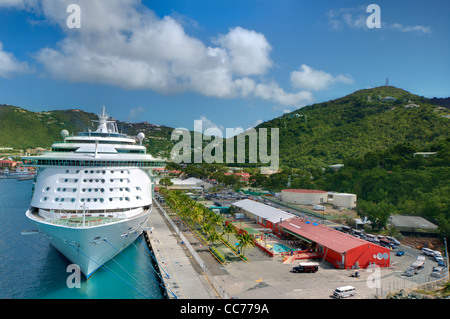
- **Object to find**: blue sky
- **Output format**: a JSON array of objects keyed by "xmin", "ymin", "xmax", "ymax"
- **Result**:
[{"xmin": 0, "ymin": 0, "xmax": 448, "ymax": 134}]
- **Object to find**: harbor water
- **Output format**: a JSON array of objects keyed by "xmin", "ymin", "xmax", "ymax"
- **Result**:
[{"xmin": 0, "ymin": 179, "xmax": 164, "ymax": 299}]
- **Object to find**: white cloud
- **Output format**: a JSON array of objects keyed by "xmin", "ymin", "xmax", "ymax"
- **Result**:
[
  {"xmin": 290, "ymin": 64, "xmax": 353, "ymax": 91},
  {"xmin": 31, "ymin": 1, "xmax": 273, "ymax": 100},
  {"xmin": 328, "ymin": 6, "xmax": 367, "ymax": 30},
  {"xmin": 0, "ymin": 42, "xmax": 30, "ymax": 77},
  {"xmin": 126, "ymin": 106, "xmax": 146, "ymax": 123},
  {"xmin": 328, "ymin": 6, "xmax": 431, "ymax": 35},
  {"xmin": 255, "ymin": 81, "xmax": 314, "ymax": 106},
  {"xmin": 0, "ymin": 0, "xmax": 352, "ymax": 109},
  {"xmin": 252, "ymin": 119, "xmax": 263, "ymax": 127},
  {"xmin": 390, "ymin": 23, "xmax": 431, "ymax": 34},
  {"xmin": 28, "ymin": 0, "xmax": 320, "ymax": 108},
  {"xmin": 215, "ymin": 26, "xmax": 272, "ymax": 76},
  {"xmin": 0, "ymin": 0, "xmax": 38, "ymax": 8}
]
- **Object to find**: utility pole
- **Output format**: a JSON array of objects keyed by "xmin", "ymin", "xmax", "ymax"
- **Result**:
[{"xmin": 444, "ymin": 236, "xmax": 449, "ymax": 269}]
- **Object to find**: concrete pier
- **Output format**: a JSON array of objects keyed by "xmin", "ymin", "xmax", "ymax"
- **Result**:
[{"xmin": 144, "ymin": 204, "xmax": 219, "ymax": 299}]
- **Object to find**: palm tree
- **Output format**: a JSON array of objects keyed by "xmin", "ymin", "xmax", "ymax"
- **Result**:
[
  {"xmin": 191, "ymin": 206, "xmax": 204, "ymax": 227},
  {"xmin": 222, "ymin": 222, "xmax": 235, "ymax": 242},
  {"xmin": 237, "ymin": 233, "xmax": 255, "ymax": 257},
  {"xmin": 209, "ymin": 213, "xmax": 224, "ymax": 233},
  {"xmin": 208, "ymin": 229, "xmax": 221, "ymax": 247},
  {"xmin": 202, "ymin": 222, "xmax": 212, "ymax": 236}
]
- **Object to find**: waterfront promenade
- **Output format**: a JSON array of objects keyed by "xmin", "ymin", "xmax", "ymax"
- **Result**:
[{"xmin": 145, "ymin": 204, "xmax": 220, "ymax": 299}]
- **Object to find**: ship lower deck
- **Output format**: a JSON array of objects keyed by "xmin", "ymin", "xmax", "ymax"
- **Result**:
[{"xmin": 26, "ymin": 205, "xmax": 152, "ymax": 277}]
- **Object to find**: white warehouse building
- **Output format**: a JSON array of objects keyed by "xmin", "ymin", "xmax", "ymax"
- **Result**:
[
  {"xmin": 328, "ymin": 192, "xmax": 357, "ymax": 208},
  {"xmin": 281, "ymin": 189, "xmax": 328, "ymax": 205}
]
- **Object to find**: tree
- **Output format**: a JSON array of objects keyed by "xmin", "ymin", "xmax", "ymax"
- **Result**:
[
  {"xmin": 208, "ymin": 230, "xmax": 222, "ymax": 247},
  {"xmin": 209, "ymin": 213, "xmax": 224, "ymax": 232},
  {"xmin": 237, "ymin": 233, "xmax": 255, "ymax": 257},
  {"xmin": 222, "ymin": 223, "xmax": 235, "ymax": 242},
  {"xmin": 159, "ymin": 177, "xmax": 173, "ymax": 187},
  {"xmin": 202, "ymin": 223, "xmax": 212, "ymax": 237},
  {"xmin": 356, "ymin": 199, "xmax": 394, "ymax": 231}
]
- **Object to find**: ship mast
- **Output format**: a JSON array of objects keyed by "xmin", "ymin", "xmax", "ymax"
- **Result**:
[{"xmin": 92, "ymin": 105, "xmax": 118, "ymax": 134}]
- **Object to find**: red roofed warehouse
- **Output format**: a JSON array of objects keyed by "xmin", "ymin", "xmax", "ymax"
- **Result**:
[
  {"xmin": 281, "ymin": 189, "xmax": 328, "ymax": 205},
  {"xmin": 278, "ymin": 219, "xmax": 390, "ymax": 269}
]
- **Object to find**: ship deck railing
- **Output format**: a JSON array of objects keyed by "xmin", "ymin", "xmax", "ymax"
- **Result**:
[{"xmin": 47, "ymin": 216, "xmax": 120, "ymax": 227}]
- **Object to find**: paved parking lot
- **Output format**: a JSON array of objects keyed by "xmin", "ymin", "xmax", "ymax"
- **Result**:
[
  {"xmin": 209, "ymin": 243, "xmax": 444, "ymax": 299},
  {"xmin": 155, "ymin": 194, "xmax": 446, "ymax": 299}
]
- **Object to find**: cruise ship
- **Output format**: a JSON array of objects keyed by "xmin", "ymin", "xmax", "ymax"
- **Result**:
[{"xmin": 23, "ymin": 107, "xmax": 165, "ymax": 277}]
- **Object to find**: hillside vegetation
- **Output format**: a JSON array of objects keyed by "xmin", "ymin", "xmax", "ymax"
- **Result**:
[
  {"xmin": 257, "ymin": 86, "xmax": 449, "ymax": 169},
  {"xmin": 0, "ymin": 105, "xmax": 176, "ymax": 157}
]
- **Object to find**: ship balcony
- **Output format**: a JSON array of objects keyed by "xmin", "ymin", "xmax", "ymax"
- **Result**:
[{"xmin": 31, "ymin": 206, "xmax": 147, "ymax": 228}]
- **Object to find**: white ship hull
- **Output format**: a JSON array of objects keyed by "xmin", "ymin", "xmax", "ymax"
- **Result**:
[{"xmin": 26, "ymin": 207, "xmax": 151, "ymax": 278}]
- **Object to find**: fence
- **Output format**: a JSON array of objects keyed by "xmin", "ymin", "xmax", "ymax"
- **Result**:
[
  {"xmin": 361, "ymin": 269, "xmax": 449, "ymax": 299},
  {"xmin": 153, "ymin": 198, "xmax": 231, "ymax": 299}
]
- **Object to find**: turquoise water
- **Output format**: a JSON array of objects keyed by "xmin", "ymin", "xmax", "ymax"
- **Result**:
[
  {"xmin": 272, "ymin": 243, "xmax": 291, "ymax": 253},
  {"xmin": 0, "ymin": 179, "xmax": 164, "ymax": 299}
]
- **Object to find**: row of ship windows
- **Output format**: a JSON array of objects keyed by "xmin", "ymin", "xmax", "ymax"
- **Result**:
[
  {"xmin": 57, "ymin": 178, "xmax": 130, "ymax": 183},
  {"xmin": 45, "ymin": 186, "xmax": 141, "ymax": 192},
  {"xmin": 40, "ymin": 196, "xmax": 143, "ymax": 203},
  {"xmin": 64, "ymin": 169, "xmax": 131, "ymax": 174}
]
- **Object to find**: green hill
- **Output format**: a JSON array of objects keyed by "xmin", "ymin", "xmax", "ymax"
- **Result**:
[
  {"xmin": 0, "ymin": 105, "xmax": 176, "ymax": 157},
  {"xmin": 256, "ymin": 86, "xmax": 449, "ymax": 169}
]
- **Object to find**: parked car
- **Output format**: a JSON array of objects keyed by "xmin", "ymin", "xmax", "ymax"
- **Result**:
[
  {"xmin": 434, "ymin": 255, "xmax": 446, "ymax": 266},
  {"xmin": 385, "ymin": 236, "xmax": 401, "ymax": 246},
  {"xmin": 379, "ymin": 239, "xmax": 396, "ymax": 249},
  {"xmin": 365, "ymin": 234, "xmax": 380, "ymax": 244},
  {"xmin": 433, "ymin": 251, "xmax": 442, "ymax": 259},
  {"xmin": 431, "ymin": 266, "xmax": 448, "ymax": 278},
  {"xmin": 404, "ymin": 268, "xmax": 415, "ymax": 277},
  {"xmin": 421, "ymin": 247, "xmax": 435, "ymax": 256}
]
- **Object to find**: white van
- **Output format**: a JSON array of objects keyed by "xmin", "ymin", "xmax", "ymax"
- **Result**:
[
  {"xmin": 421, "ymin": 248, "xmax": 435, "ymax": 256},
  {"xmin": 333, "ymin": 286, "xmax": 356, "ymax": 299}
]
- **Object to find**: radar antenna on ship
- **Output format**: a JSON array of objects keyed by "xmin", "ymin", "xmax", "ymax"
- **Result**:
[{"xmin": 91, "ymin": 105, "xmax": 119, "ymax": 134}]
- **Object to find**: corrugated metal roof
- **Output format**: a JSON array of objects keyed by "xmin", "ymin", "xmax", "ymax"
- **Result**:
[
  {"xmin": 231, "ymin": 199, "xmax": 296, "ymax": 224},
  {"xmin": 279, "ymin": 219, "xmax": 370, "ymax": 253},
  {"xmin": 389, "ymin": 215, "xmax": 438, "ymax": 230}
]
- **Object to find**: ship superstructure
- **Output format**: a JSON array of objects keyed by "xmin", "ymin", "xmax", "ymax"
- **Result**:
[{"xmin": 23, "ymin": 107, "xmax": 164, "ymax": 277}]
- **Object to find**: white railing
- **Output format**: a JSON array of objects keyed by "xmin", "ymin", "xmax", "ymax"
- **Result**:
[{"xmin": 49, "ymin": 217, "xmax": 120, "ymax": 227}]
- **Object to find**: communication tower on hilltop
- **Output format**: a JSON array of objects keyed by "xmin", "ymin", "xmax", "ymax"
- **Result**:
[{"xmin": 385, "ymin": 77, "xmax": 389, "ymax": 86}]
